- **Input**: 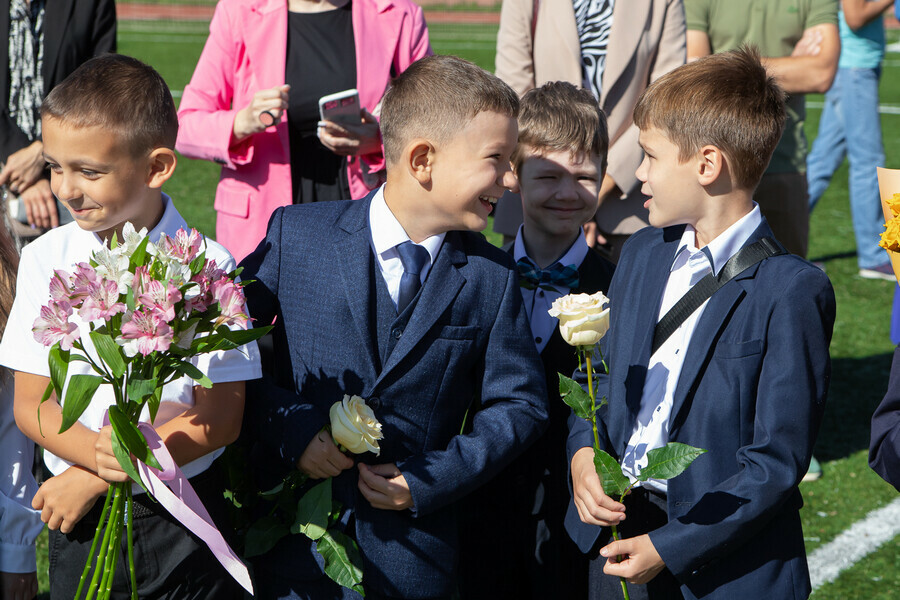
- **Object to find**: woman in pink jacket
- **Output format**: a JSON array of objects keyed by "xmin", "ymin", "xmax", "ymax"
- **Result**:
[{"xmin": 176, "ymin": 0, "xmax": 432, "ymax": 261}]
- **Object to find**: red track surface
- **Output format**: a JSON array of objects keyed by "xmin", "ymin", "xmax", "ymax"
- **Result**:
[{"xmin": 115, "ymin": 3, "xmax": 501, "ymax": 24}]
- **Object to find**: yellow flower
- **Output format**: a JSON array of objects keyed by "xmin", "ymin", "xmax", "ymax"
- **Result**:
[
  {"xmin": 886, "ymin": 193, "xmax": 900, "ymax": 217},
  {"xmin": 548, "ymin": 291, "xmax": 610, "ymax": 347},
  {"xmin": 879, "ymin": 216, "xmax": 900, "ymax": 252},
  {"xmin": 330, "ymin": 395, "xmax": 384, "ymax": 455}
]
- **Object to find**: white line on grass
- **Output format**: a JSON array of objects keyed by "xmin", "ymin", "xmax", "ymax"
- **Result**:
[
  {"xmin": 806, "ymin": 101, "xmax": 900, "ymax": 115},
  {"xmin": 808, "ymin": 496, "xmax": 900, "ymax": 590}
]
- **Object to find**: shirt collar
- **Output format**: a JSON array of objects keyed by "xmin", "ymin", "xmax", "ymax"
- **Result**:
[
  {"xmin": 369, "ymin": 185, "xmax": 445, "ymax": 263},
  {"xmin": 671, "ymin": 204, "xmax": 762, "ymax": 275},
  {"xmin": 513, "ymin": 224, "xmax": 590, "ymax": 271}
]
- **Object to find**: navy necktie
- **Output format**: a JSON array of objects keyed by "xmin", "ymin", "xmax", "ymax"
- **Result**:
[
  {"xmin": 397, "ymin": 241, "xmax": 430, "ymax": 313},
  {"xmin": 516, "ymin": 257, "xmax": 580, "ymax": 292}
]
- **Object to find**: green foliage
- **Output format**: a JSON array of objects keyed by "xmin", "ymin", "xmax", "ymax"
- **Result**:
[
  {"xmin": 166, "ymin": 357, "xmax": 212, "ymax": 388},
  {"xmin": 108, "ymin": 406, "xmax": 162, "ymax": 471},
  {"xmin": 59, "ymin": 375, "xmax": 103, "ymax": 433},
  {"xmin": 291, "ymin": 480, "xmax": 332, "ymax": 540},
  {"xmin": 89, "ymin": 331, "xmax": 127, "ymax": 379},
  {"xmin": 243, "ymin": 516, "xmax": 290, "ymax": 559},
  {"xmin": 593, "ymin": 449, "xmax": 631, "ymax": 500},
  {"xmin": 638, "ymin": 443, "xmax": 707, "ymax": 482},
  {"xmin": 48, "ymin": 345, "xmax": 69, "ymax": 402},
  {"xmin": 317, "ymin": 530, "xmax": 366, "ymax": 596},
  {"xmin": 559, "ymin": 373, "xmax": 593, "ymax": 420},
  {"xmin": 109, "ymin": 422, "xmax": 149, "ymax": 494}
]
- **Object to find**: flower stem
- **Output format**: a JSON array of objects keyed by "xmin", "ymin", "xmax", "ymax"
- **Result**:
[
  {"xmin": 585, "ymin": 350, "xmax": 601, "ymax": 453},
  {"xmin": 86, "ymin": 484, "xmax": 122, "ymax": 600},
  {"xmin": 126, "ymin": 488, "xmax": 138, "ymax": 599},
  {"xmin": 75, "ymin": 487, "xmax": 114, "ymax": 600},
  {"xmin": 610, "ymin": 524, "xmax": 631, "ymax": 600}
]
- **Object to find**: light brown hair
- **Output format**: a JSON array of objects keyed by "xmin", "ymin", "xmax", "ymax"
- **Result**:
[
  {"xmin": 380, "ymin": 54, "xmax": 519, "ymax": 165},
  {"xmin": 633, "ymin": 46, "xmax": 786, "ymax": 189},
  {"xmin": 41, "ymin": 54, "xmax": 178, "ymax": 157},
  {"xmin": 511, "ymin": 81, "xmax": 609, "ymax": 176},
  {"xmin": 0, "ymin": 224, "xmax": 18, "ymax": 340}
]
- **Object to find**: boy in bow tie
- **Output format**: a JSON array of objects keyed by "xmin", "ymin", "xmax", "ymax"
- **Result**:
[{"xmin": 459, "ymin": 81, "xmax": 615, "ymax": 600}]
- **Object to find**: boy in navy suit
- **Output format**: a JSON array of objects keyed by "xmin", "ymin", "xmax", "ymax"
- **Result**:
[
  {"xmin": 459, "ymin": 81, "xmax": 614, "ymax": 600},
  {"xmin": 567, "ymin": 48, "xmax": 836, "ymax": 599},
  {"xmin": 240, "ymin": 55, "xmax": 548, "ymax": 600}
]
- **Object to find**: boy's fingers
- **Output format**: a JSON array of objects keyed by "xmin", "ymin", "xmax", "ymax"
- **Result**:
[{"xmin": 600, "ymin": 539, "xmax": 629, "ymax": 560}]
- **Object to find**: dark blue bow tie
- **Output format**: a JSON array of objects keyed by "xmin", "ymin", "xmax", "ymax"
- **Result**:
[{"xmin": 516, "ymin": 257, "xmax": 579, "ymax": 291}]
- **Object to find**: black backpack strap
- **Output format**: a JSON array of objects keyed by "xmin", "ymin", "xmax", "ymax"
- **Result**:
[{"xmin": 651, "ymin": 237, "xmax": 785, "ymax": 356}]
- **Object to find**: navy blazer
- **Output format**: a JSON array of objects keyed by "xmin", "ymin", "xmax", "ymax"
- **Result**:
[
  {"xmin": 240, "ymin": 193, "xmax": 549, "ymax": 598},
  {"xmin": 869, "ymin": 345, "xmax": 900, "ymax": 492},
  {"xmin": 565, "ymin": 221, "xmax": 835, "ymax": 599}
]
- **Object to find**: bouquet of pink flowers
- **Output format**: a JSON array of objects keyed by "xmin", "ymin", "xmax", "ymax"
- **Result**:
[{"xmin": 33, "ymin": 223, "xmax": 268, "ymax": 600}]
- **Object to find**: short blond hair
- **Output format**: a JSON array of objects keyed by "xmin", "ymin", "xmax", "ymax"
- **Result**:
[
  {"xmin": 511, "ymin": 81, "xmax": 609, "ymax": 175},
  {"xmin": 633, "ymin": 46, "xmax": 786, "ymax": 189},
  {"xmin": 380, "ymin": 55, "xmax": 519, "ymax": 165}
]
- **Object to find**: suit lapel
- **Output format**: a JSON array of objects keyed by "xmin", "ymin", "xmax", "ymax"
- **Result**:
[
  {"xmin": 334, "ymin": 194, "xmax": 380, "ymax": 376},
  {"xmin": 601, "ymin": 0, "xmax": 650, "ymax": 111},
  {"xmin": 42, "ymin": 0, "xmax": 76, "ymax": 92},
  {"xmin": 669, "ymin": 222, "xmax": 774, "ymax": 432},
  {"xmin": 376, "ymin": 232, "xmax": 467, "ymax": 384}
]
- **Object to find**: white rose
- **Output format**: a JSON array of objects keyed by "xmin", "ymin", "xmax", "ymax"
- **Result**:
[
  {"xmin": 548, "ymin": 291, "xmax": 610, "ymax": 347},
  {"xmin": 329, "ymin": 395, "xmax": 384, "ymax": 456}
]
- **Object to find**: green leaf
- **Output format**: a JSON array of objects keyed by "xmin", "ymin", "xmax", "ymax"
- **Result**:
[
  {"xmin": 217, "ymin": 325, "xmax": 272, "ymax": 347},
  {"xmin": 316, "ymin": 529, "xmax": 365, "ymax": 595},
  {"xmin": 559, "ymin": 374, "xmax": 593, "ymax": 420},
  {"xmin": 147, "ymin": 387, "xmax": 163, "ymax": 423},
  {"xmin": 109, "ymin": 422, "xmax": 150, "ymax": 494},
  {"xmin": 593, "ymin": 449, "xmax": 630, "ymax": 499},
  {"xmin": 291, "ymin": 479, "xmax": 332, "ymax": 540},
  {"xmin": 59, "ymin": 374, "xmax": 103, "ymax": 433},
  {"xmin": 126, "ymin": 377, "xmax": 158, "ymax": 404},
  {"xmin": 48, "ymin": 344, "xmax": 69, "ymax": 400},
  {"xmin": 638, "ymin": 442, "xmax": 708, "ymax": 482},
  {"xmin": 128, "ymin": 235, "xmax": 150, "ymax": 269},
  {"xmin": 168, "ymin": 358, "xmax": 212, "ymax": 388},
  {"xmin": 89, "ymin": 331, "xmax": 127, "ymax": 378},
  {"xmin": 108, "ymin": 405, "xmax": 162, "ymax": 471},
  {"xmin": 244, "ymin": 516, "xmax": 290, "ymax": 558},
  {"xmin": 189, "ymin": 251, "xmax": 207, "ymax": 277}
]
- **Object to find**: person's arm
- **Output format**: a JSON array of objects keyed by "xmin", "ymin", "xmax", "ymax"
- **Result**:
[
  {"xmin": 494, "ymin": 0, "xmax": 537, "ymax": 95},
  {"xmin": 90, "ymin": 0, "xmax": 117, "ymax": 55},
  {"xmin": 686, "ymin": 30, "xmax": 712, "ymax": 61},
  {"xmin": 761, "ymin": 23, "xmax": 840, "ymax": 94},
  {"xmin": 869, "ymin": 345, "xmax": 900, "ymax": 491},
  {"xmin": 842, "ymin": 0, "xmax": 893, "ymax": 30}
]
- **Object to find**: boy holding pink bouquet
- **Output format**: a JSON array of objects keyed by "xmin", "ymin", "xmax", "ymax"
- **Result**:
[{"xmin": 0, "ymin": 55, "xmax": 261, "ymax": 599}]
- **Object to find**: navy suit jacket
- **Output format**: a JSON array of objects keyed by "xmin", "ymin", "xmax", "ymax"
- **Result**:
[
  {"xmin": 565, "ymin": 221, "xmax": 835, "ymax": 599},
  {"xmin": 869, "ymin": 345, "xmax": 900, "ymax": 492},
  {"xmin": 240, "ymin": 193, "xmax": 549, "ymax": 598}
]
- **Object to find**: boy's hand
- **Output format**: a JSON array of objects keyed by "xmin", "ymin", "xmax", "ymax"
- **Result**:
[
  {"xmin": 572, "ymin": 447, "xmax": 626, "ymax": 526},
  {"xmin": 601, "ymin": 534, "xmax": 666, "ymax": 584},
  {"xmin": 297, "ymin": 430, "xmax": 354, "ymax": 479},
  {"xmin": 318, "ymin": 109, "xmax": 382, "ymax": 157},
  {"xmin": 94, "ymin": 425, "xmax": 132, "ymax": 483},
  {"xmin": 0, "ymin": 571, "xmax": 38, "ymax": 600},
  {"xmin": 32, "ymin": 466, "xmax": 109, "ymax": 533},
  {"xmin": 357, "ymin": 463, "xmax": 413, "ymax": 510}
]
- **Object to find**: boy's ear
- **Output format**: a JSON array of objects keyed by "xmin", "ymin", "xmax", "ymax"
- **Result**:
[
  {"xmin": 406, "ymin": 139, "xmax": 435, "ymax": 186},
  {"xmin": 146, "ymin": 148, "xmax": 177, "ymax": 189},
  {"xmin": 696, "ymin": 145, "xmax": 724, "ymax": 186}
]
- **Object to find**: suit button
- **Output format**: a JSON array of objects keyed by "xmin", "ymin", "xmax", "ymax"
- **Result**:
[
  {"xmin": 369, "ymin": 397, "xmax": 380, "ymax": 409},
  {"xmin": 391, "ymin": 327, "xmax": 403, "ymax": 340}
]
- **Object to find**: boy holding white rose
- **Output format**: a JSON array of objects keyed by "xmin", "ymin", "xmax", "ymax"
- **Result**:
[
  {"xmin": 459, "ymin": 81, "xmax": 614, "ymax": 600},
  {"xmin": 566, "ymin": 48, "xmax": 836, "ymax": 599}
]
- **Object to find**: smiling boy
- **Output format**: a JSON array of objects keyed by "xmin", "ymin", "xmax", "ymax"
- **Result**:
[
  {"xmin": 0, "ymin": 55, "xmax": 261, "ymax": 599},
  {"xmin": 566, "ymin": 48, "xmax": 836, "ymax": 599},
  {"xmin": 240, "ymin": 55, "xmax": 548, "ymax": 600}
]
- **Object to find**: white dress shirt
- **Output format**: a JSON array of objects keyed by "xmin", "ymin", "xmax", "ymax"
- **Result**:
[
  {"xmin": 369, "ymin": 185, "xmax": 445, "ymax": 309},
  {"xmin": 622, "ymin": 206, "xmax": 762, "ymax": 493},
  {"xmin": 0, "ymin": 367, "xmax": 42, "ymax": 573},
  {"xmin": 0, "ymin": 194, "xmax": 262, "ymax": 481},
  {"xmin": 514, "ymin": 227, "xmax": 589, "ymax": 353}
]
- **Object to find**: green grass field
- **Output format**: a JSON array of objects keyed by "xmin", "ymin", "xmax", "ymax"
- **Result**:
[{"xmin": 30, "ymin": 20, "xmax": 900, "ymax": 599}]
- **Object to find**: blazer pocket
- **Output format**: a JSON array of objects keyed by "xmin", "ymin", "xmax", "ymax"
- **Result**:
[
  {"xmin": 214, "ymin": 178, "xmax": 253, "ymax": 218},
  {"xmin": 437, "ymin": 325, "xmax": 479, "ymax": 340},
  {"xmin": 715, "ymin": 339, "xmax": 763, "ymax": 359}
]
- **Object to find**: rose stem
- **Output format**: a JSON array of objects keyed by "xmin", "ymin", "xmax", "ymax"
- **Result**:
[{"xmin": 75, "ymin": 486, "xmax": 114, "ymax": 600}]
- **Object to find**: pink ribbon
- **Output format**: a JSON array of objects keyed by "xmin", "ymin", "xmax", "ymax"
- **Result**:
[{"xmin": 135, "ymin": 423, "xmax": 254, "ymax": 595}]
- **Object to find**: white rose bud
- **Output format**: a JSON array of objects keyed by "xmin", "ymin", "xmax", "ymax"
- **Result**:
[
  {"xmin": 329, "ymin": 395, "xmax": 384, "ymax": 456},
  {"xmin": 548, "ymin": 291, "xmax": 610, "ymax": 347}
]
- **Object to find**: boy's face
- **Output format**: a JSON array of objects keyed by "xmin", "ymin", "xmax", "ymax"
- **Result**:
[
  {"xmin": 518, "ymin": 147, "xmax": 602, "ymax": 240},
  {"xmin": 427, "ymin": 110, "xmax": 518, "ymax": 232},
  {"xmin": 636, "ymin": 126, "xmax": 703, "ymax": 229},
  {"xmin": 42, "ymin": 117, "xmax": 160, "ymax": 242}
]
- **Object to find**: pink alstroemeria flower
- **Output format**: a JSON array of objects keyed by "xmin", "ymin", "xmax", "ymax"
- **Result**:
[
  {"xmin": 137, "ymin": 279, "xmax": 182, "ymax": 323},
  {"xmin": 48, "ymin": 269, "xmax": 73, "ymax": 307},
  {"xmin": 79, "ymin": 279, "xmax": 127, "ymax": 322},
  {"xmin": 117, "ymin": 310, "xmax": 173, "ymax": 357},
  {"xmin": 159, "ymin": 228, "xmax": 203, "ymax": 265},
  {"xmin": 70, "ymin": 263, "xmax": 99, "ymax": 305},
  {"xmin": 212, "ymin": 279, "xmax": 249, "ymax": 328},
  {"xmin": 132, "ymin": 265, "xmax": 152, "ymax": 299},
  {"xmin": 33, "ymin": 302, "xmax": 80, "ymax": 350},
  {"xmin": 185, "ymin": 259, "xmax": 226, "ymax": 314}
]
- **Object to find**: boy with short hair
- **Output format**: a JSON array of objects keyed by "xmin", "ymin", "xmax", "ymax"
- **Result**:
[
  {"xmin": 0, "ymin": 54, "xmax": 261, "ymax": 599},
  {"xmin": 240, "ymin": 54, "xmax": 549, "ymax": 599},
  {"xmin": 567, "ymin": 47, "xmax": 836, "ymax": 599},
  {"xmin": 459, "ymin": 81, "xmax": 614, "ymax": 600}
]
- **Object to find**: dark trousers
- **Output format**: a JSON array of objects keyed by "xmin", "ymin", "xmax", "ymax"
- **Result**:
[
  {"xmin": 589, "ymin": 488, "xmax": 684, "ymax": 600},
  {"xmin": 49, "ymin": 460, "xmax": 242, "ymax": 600}
]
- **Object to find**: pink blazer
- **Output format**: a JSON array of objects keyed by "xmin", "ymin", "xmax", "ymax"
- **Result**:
[{"xmin": 176, "ymin": 0, "xmax": 432, "ymax": 261}]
